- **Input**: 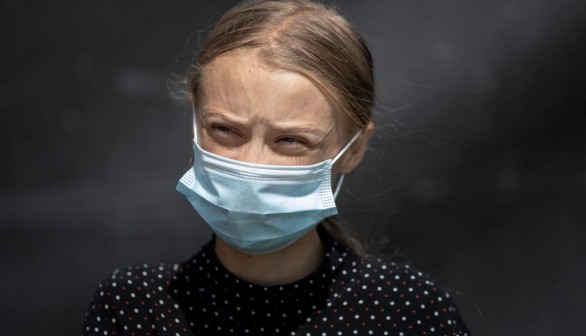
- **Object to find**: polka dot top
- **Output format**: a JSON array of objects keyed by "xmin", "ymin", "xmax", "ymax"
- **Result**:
[{"xmin": 83, "ymin": 234, "xmax": 470, "ymax": 335}]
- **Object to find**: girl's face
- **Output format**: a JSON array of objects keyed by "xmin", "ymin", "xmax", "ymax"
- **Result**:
[{"xmin": 197, "ymin": 51, "xmax": 358, "ymax": 172}]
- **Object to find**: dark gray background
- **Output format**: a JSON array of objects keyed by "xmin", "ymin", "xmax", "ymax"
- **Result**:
[{"xmin": 2, "ymin": 0, "xmax": 585, "ymax": 335}]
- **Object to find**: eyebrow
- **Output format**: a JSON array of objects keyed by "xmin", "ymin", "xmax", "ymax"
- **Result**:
[
  {"xmin": 201, "ymin": 111, "xmax": 247, "ymax": 127},
  {"xmin": 272, "ymin": 125, "xmax": 328, "ymax": 137},
  {"xmin": 202, "ymin": 111, "xmax": 329, "ymax": 137}
]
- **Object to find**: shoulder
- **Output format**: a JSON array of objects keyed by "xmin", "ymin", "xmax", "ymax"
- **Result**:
[
  {"xmin": 93, "ymin": 263, "xmax": 179, "ymax": 299},
  {"xmin": 336, "ymin": 255, "xmax": 470, "ymax": 335},
  {"xmin": 83, "ymin": 263, "xmax": 181, "ymax": 335},
  {"xmin": 357, "ymin": 256, "xmax": 441, "ymax": 290},
  {"xmin": 340, "ymin": 255, "xmax": 446, "ymax": 298}
]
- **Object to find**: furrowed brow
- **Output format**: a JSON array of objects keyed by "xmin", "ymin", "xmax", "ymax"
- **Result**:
[
  {"xmin": 273, "ymin": 125, "xmax": 325, "ymax": 136},
  {"xmin": 201, "ymin": 111, "xmax": 247, "ymax": 127}
]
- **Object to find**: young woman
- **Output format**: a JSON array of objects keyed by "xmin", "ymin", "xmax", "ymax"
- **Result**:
[{"xmin": 83, "ymin": 1, "xmax": 470, "ymax": 334}]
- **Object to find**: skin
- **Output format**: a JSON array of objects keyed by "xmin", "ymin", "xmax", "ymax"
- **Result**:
[{"xmin": 196, "ymin": 50, "xmax": 373, "ymax": 286}]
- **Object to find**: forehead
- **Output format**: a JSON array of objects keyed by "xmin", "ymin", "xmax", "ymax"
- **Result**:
[
  {"xmin": 198, "ymin": 51, "xmax": 348, "ymax": 128},
  {"xmin": 200, "ymin": 51, "xmax": 322, "ymax": 100}
]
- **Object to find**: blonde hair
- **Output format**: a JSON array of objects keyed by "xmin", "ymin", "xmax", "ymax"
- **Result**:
[{"xmin": 187, "ymin": 0, "xmax": 374, "ymax": 254}]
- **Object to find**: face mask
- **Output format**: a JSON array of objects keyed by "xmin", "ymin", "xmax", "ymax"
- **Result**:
[{"xmin": 176, "ymin": 125, "xmax": 361, "ymax": 254}]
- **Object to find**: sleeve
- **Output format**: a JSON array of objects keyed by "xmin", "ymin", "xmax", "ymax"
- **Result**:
[{"xmin": 82, "ymin": 272, "xmax": 122, "ymax": 336}]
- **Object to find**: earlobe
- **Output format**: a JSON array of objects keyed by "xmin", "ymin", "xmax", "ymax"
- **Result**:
[{"xmin": 338, "ymin": 121, "xmax": 374, "ymax": 174}]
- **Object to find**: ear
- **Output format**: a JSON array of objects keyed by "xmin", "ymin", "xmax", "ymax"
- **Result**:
[{"xmin": 338, "ymin": 121, "xmax": 374, "ymax": 174}]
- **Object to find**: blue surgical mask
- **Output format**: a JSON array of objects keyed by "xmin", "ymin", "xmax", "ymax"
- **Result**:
[{"xmin": 176, "ymin": 126, "xmax": 361, "ymax": 254}]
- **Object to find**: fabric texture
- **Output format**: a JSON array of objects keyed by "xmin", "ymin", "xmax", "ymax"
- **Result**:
[{"xmin": 83, "ymin": 233, "xmax": 470, "ymax": 335}]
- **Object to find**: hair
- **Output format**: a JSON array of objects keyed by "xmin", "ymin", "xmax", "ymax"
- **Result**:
[{"xmin": 186, "ymin": 0, "xmax": 375, "ymax": 254}]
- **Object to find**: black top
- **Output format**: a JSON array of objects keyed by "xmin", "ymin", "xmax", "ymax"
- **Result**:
[{"xmin": 83, "ymin": 234, "xmax": 470, "ymax": 335}]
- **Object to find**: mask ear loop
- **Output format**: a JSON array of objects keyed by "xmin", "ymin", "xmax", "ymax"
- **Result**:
[
  {"xmin": 332, "ymin": 131, "xmax": 362, "ymax": 199},
  {"xmin": 333, "ymin": 175, "xmax": 345, "ymax": 199},
  {"xmin": 192, "ymin": 108, "xmax": 200, "ymax": 144}
]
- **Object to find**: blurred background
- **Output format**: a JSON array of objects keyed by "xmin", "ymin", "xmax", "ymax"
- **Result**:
[{"xmin": 1, "ymin": 0, "xmax": 585, "ymax": 335}]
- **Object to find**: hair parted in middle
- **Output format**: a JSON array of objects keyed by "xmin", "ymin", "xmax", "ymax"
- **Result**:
[{"xmin": 189, "ymin": 0, "xmax": 374, "ymax": 133}]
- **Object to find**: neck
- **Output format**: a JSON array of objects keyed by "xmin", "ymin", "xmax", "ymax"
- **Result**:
[{"xmin": 214, "ymin": 229, "xmax": 325, "ymax": 286}]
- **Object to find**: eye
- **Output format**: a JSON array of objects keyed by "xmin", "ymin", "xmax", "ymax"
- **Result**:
[
  {"xmin": 206, "ymin": 124, "xmax": 243, "ymax": 147},
  {"xmin": 276, "ymin": 136, "xmax": 307, "ymax": 149},
  {"xmin": 210, "ymin": 125, "xmax": 238, "ymax": 137}
]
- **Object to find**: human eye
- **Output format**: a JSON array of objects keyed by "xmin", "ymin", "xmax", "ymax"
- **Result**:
[
  {"xmin": 207, "ymin": 124, "xmax": 242, "ymax": 145},
  {"xmin": 211, "ymin": 124, "xmax": 236, "ymax": 136},
  {"xmin": 279, "ymin": 136, "xmax": 304, "ymax": 144},
  {"xmin": 276, "ymin": 136, "xmax": 308, "ymax": 152}
]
